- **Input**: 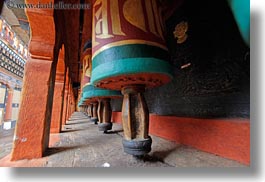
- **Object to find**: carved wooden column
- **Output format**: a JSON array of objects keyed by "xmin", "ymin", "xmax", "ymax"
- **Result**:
[
  {"xmin": 97, "ymin": 99, "xmax": 103, "ymax": 124},
  {"xmin": 84, "ymin": 107, "xmax": 86, "ymax": 114},
  {"xmin": 91, "ymin": 102, "xmax": 98, "ymax": 124},
  {"xmin": 98, "ymin": 98, "xmax": 112, "ymax": 133},
  {"xmin": 86, "ymin": 106, "xmax": 89, "ymax": 115},
  {"xmin": 121, "ymin": 85, "xmax": 151, "ymax": 155},
  {"xmin": 87, "ymin": 105, "xmax": 91, "ymax": 118},
  {"xmin": 85, "ymin": 106, "xmax": 87, "ymax": 114},
  {"xmin": 88, "ymin": 104, "xmax": 93, "ymax": 119}
]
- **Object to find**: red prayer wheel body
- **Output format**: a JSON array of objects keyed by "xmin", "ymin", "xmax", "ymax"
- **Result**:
[{"xmin": 91, "ymin": 0, "xmax": 173, "ymax": 90}]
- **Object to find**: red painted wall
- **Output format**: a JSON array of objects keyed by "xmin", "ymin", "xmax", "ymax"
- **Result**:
[
  {"xmin": 4, "ymin": 90, "xmax": 13, "ymax": 121},
  {"xmin": 112, "ymin": 112, "xmax": 250, "ymax": 165}
]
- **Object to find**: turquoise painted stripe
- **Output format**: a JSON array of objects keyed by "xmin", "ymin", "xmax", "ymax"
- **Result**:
[
  {"xmin": 91, "ymin": 58, "xmax": 174, "ymax": 86},
  {"xmin": 82, "ymin": 84, "xmax": 94, "ymax": 92},
  {"xmin": 92, "ymin": 44, "xmax": 170, "ymax": 70},
  {"xmin": 227, "ymin": 0, "xmax": 250, "ymax": 46},
  {"xmin": 83, "ymin": 85, "xmax": 121, "ymax": 100}
]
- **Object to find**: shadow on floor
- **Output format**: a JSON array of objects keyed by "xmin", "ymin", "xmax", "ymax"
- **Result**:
[
  {"xmin": 103, "ymin": 129, "xmax": 124, "ymax": 134},
  {"xmin": 68, "ymin": 118, "xmax": 89, "ymax": 121},
  {"xmin": 61, "ymin": 129, "xmax": 85, "ymax": 133},
  {"xmin": 134, "ymin": 155, "xmax": 164, "ymax": 163},
  {"xmin": 65, "ymin": 121, "xmax": 90, "ymax": 125},
  {"xmin": 137, "ymin": 147, "xmax": 178, "ymax": 164},
  {"xmin": 44, "ymin": 146, "xmax": 80, "ymax": 157},
  {"xmin": 151, "ymin": 147, "xmax": 178, "ymax": 160},
  {"xmin": 61, "ymin": 126, "xmax": 92, "ymax": 133}
]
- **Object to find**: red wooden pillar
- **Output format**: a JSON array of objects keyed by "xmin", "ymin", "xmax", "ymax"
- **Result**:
[
  {"xmin": 12, "ymin": 59, "xmax": 55, "ymax": 160},
  {"xmin": 61, "ymin": 72, "xmax": 69, "ymax": 126},
  {"xmin": 66, "ymin": 86, "xmax": 71, "ymax": 120},
  {"xmin": 4, "ymin": 89, "xmax": 13, "ymax": 121},
  {"xmin": 67, "ymin": 94, "xmax": 71, "ymax": 118},
  {"xmin": 50, "ymin": 46, "xmax": 65, "ymax": 133},
  {"xmin": 11, "ymin": 3, "xmax": 56, "ymax": 160},
  {"xmin": 69, "ymin": 88, "xmax": 75, "ymax": 116},
  {"xmin": 72, "ymin": 89, "xmax": 75, "ymax": 114},
  {"xmin": 69, "ymin": 86, "xmax": 73, "ymax": 116},
  {"xmin": 72, "ymin": 94, "xmax": 76, "ymax": 114}
]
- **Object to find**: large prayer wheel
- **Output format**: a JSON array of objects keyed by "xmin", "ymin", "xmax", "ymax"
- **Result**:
[
  {"xmin": 91, "ymin": 0, "xmax": 174, "ymax": 156},
  {"xmin": 81, "ymin": 46, "xmax": 121, "ymax": 131}
]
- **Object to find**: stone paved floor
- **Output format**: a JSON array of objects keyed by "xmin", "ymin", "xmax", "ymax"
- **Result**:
[
  {"xmin": 0, "ymin": 128, "xmax": 14, "ymax": 159},
  {"xmin": 0, "ymin": 112, "xmax": 247, "ymax": 167}
]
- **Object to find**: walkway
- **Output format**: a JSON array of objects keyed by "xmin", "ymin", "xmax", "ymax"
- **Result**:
[
  {"xmin": 0, "ymin": 112, "xmax": 247, "ymax": 167},
  {"xmin": 0, "ymin": 128, "xmax": 14, "ymax": 159}
]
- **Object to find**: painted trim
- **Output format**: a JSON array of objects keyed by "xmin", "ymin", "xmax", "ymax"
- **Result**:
[
  {"xmin": 92, "ymin": 40, "xmax": 168, "ymax": 60},
  {"xmin": 12, "ymin": 103, "xmax": 19, "ymax": 108},
  {"xmin": 82, "ymin": 85, "xmax": 121, "ymax": 100},
  {"xmin": 92, "ymin": 44, "xmax": 169, "ymax": 69},
  {"xmin": 111, "ymin": 112, "xmax": 250, "ymax": 165},
  {"xmin": 91, "ymin": 58, "xmax": 173, "ymax": 86}
]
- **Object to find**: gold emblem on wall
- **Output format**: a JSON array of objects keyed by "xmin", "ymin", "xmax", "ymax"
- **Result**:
[{"xmin": 173, "ymin": 21, "xmax": 188, "ymax": 44}]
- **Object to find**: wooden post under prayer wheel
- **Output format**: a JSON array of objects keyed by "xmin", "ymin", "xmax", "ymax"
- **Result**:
[
  {"xmin": 84, "ymin": 106, "xmax": 88, "ymax": 116},
  {"xmin": 121, "ymin": 85, "xmax": 151, "ymax": 155},
  {"xmin": 97, "ymin": 98, "xmax": 112, "ymax": 133},
  {"xmin": 91, "ymin": 0, "xmax": 174, "ymax": 156},
  {"xmin": 91, "ymin": 101, "xmax": 99, "ymax": 124},
  {"xmin": 87, "ymin": 104, "xmax": 92, "ymax": 119}
]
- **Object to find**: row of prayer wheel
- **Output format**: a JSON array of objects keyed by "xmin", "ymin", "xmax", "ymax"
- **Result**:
[
  {"xmin": 79, "ymin": 0, "xmax": 174, "ymax": 156},
  {"xmin": 78, "ymin": 47, "xmax": 121, "ymax": 131}
]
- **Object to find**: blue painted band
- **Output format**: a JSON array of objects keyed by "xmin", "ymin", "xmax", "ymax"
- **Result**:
[{"xmin": 82, "ymin": 85, "xmax": 121, "ymax": 100}]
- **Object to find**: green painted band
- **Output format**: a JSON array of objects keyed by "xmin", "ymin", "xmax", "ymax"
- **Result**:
[
  {"xmin": 227, "ymin": 0, "xmax": 249, "ymax": 46},
  {"xmin": 82, "ymin": 84, "xmax": 94, "ymax": 93},
  {"xmin": 82, "ymin": 85, "xmax": 121, "ymax": 100},
  {"xmin": 92, "ymin": 44, "xmax": 170, "ymax": 70},
  {"xmin": 91, "ymin": 58, "xmax": 174, "ymax": 85}
]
